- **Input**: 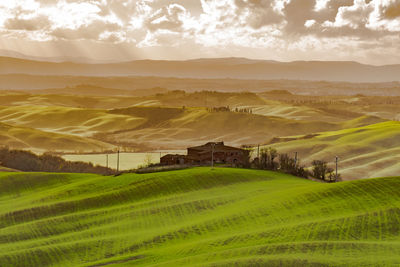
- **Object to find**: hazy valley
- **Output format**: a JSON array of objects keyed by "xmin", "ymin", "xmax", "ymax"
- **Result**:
[{"xmin": 1, "ymin": 71, "xmax": 399, "ymax": 180}]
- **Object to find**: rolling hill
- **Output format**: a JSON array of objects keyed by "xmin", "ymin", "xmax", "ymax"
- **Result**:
[
  {"xmin": 0, "ymin": 105, "xmax": 145, "ymax": 136},
  {"xmin": 1, "ymin": 57, "xmax": 400, "ymax": 82},
  {"xmin": 0, "ymin": 166, "xmax": 18, "ymax": 172},
  {"xmin": 0, "ymin": 122, "xmax": 114, "ymax": 153},
  {"xmin": 0, "ymin": 90, "xmax": 266, "ymax": 110},
  {"xmin": 0, "ymin": 92, "xmax": 145, "ymax": 109},
  {"xmin": 0, "ymin": 102, "xmax": 385, "ymax": 151},
  {"xmin": 269, "ymin": 121, "xmax": 400, "ymax": 180},
  {"xmin": 23, "ymin": 85, "xmax": 169, "ymax": 97},
  {"xmin": 1, "ymin": 168, "xmax": 400, "ymax": 266},
  {"xmin": 104, "ymin": 106, "xmax": 377, "ymax": 149}
]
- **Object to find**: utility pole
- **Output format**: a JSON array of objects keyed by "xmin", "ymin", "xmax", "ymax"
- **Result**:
[
  {"xmin": 294, "ymin": 152, "xmax": 298, "ymax": 167},
  {"xmin": 211, "ymin": 143, "xmax": 215, "ymax": 169},
  {"xmin": 335, "ymin": 156, "xmax": 339, "ymax": 182},
  {"xmin": 117, "ymin": 149, "xmax": 120, "ymax": 172},
  {"xmin": 106, "ymin": 154, "xmax": 108, "ymax": 168}
]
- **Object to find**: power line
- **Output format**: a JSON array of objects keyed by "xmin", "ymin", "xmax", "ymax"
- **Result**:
[
  {"xmin": 335, "ymin": 156, "xmax": 339, "ymax": 182},
  {"xmin": 211, "ymin": 143, "xmax": 215, "ymax": 169},
  {"xmin": 117, "ymin": 149, "xmax": 120, "ymax": 172}
]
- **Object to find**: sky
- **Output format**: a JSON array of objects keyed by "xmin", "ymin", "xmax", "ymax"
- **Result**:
[{"xmin": 0, "ymin": 0, "xmax": 400, "ymax": 65}]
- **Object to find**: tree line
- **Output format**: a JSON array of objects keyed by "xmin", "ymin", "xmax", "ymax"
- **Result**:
[
  {"xmin": 249, "ymin": 147, "xmax": 340, "ymax": 182},
  {"xmin": 0, "ymin": 147, "xmax": 114, "ymax": 175},
  {"xmin": 207, "ymin": 106, "xmax": 253, "ymax": 113}
]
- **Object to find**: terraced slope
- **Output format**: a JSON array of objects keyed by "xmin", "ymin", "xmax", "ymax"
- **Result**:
[
  {"xmin": 270, "ymin": 121, "xmax": 400, "ymax": 180},
  {"xmin": 1, "ymin": 168, "xmax": 400, "ymax": 266}
]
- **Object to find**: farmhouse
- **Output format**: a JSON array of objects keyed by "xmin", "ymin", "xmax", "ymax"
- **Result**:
[{"xmin": 161, "ymin": 142, "xmax": 249, "ymax": 166}]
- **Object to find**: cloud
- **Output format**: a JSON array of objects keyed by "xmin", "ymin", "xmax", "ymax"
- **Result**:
[
  {"xmin": 4, "ymin": 15, "xmax": 51, "ymax": 31},
  {"xmin": 333, "ymin": 0, "xmax": 374, "ymax": 29},
  {"xmin": 0, "ymin": 0, "xmax": 400, "ymax": 64},
  {"xmin": 233, "ymin": 0, "xmax": 283, "ymax": 29},
  {"xmin": 144, "ymin": 4, "xmax": 189, "ymax": 32},
  {"xmin": 381, "ymin": 0, "xmax": 400, "ymax": 19},
  {"xmin": 51, "ymin": 19, "xmax": 121, "ymax": 41}
]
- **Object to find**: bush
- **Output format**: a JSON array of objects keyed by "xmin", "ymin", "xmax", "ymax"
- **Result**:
[
  {"xmin": 311, "ymin": 160, "xmax": 339, "ymax": 182},
  {"xmin": 279, "ymin": 153, "xmax": 309, "ymax": 178}
]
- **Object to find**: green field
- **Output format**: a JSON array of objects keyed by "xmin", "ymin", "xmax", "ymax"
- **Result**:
[{"xmin": 1, "ymin": 168, "xmax": 400, "ymax": 266}]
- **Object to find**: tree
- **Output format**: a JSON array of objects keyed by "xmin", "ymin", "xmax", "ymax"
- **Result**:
[
  {"xmin": 278, "ymin": 153, "xmax": 309, "ymax": 178},
  {"xmin": 311, "ymin": 160, "xmax": 331, "ymax": 181},
  {"xmin": 328, "ymin": 169, "xmax": 341, "ymax": 183},
  {"xmin": 279, "ymin": 154, "xmax": 296, "ymax": 173},
  {"xmin": 259, "ymin": 147, "xmax": 278, "ymax": 170},
  {"xmin": 242, "ymin": 148, "xmax": 253, "ymax": 168},
  {"xmin": 143, "ymin": 154, "xmax": 154, "ymax": 167},
  {"xmin": 269, "ymin": 147, "xmax": 278, "ymax": 170}
]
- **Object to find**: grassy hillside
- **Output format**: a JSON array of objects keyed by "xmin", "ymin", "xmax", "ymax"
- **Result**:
[
  {"xmin": 1, "ymin": 168, "xmax": 400, "ymax": 266},
  {"xmin": 0, "ymin": 106, "xmax": 145, "ymax": 136},
  {"xmin": 0, "ymin": 122, "xmax": 114, "ymax": 152},
  {"xmin": 107, "ymin": 107, "xmax": 344, "ymax": 149},
  {"xmin": 26, "ymin": 85, "xmax": 169, "ymax": 97},
  {"xmin": 0, "ymin": 102, "xmax": 385, "ymax": 151},
  {"xmin": 0, "ymin": 91, "xmax": 266, "ymax": 110},
  {"xmin": 270, "ymin": 121, "xmax": 400, "ymax": 180},
  {"xmin": 0, "ymin": 166, "xmax": 18, "ymax": 172},
  {"xmin": 0, "ymin": 92, "xmax": 147, "ymax": 109},
  {"xmin": 0, "ymin": 104, "xmax": 345, "ymax": 150}
]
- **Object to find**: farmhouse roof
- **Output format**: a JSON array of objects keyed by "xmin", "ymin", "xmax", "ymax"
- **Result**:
[
  {"xmin": 161, "ymin": 154, "xmax": 184, "ymax": 159},
  {"xmin": 188, "ymin": 142, "xmax": 244, "ymax": 152}
]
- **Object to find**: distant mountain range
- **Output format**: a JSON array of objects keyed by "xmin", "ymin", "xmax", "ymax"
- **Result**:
[
  {"xmin": 1, "ymin": 56, "xmax": 399, "ymax": 83},
  {"xmin": 0, "ymin": 50, "xmax": 119, "ymax": 64}
]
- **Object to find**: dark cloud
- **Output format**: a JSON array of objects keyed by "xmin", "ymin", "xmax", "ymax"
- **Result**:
[
  {"xmin": 4, "ymin": 15, "xmax": 51, "ymax": 31},
  {"xmin": 281, "ymin": 0, "xmax": 355, "ymax": 35},
  {"xmin": 233, "ymin": 0, "xmax": 283, "ymax": 29},
  {"xmin": 382, "ymin": 1, "xmax": 400, "ymax": 19},
  {"xmin": 283, "ymin": 0, "xmax": 316, "ymax": 34}
]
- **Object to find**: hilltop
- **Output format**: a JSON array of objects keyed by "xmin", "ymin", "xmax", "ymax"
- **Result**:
[{"xmin": 1, "ymin": 168, "xmax": 400, "ymax": 266}]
